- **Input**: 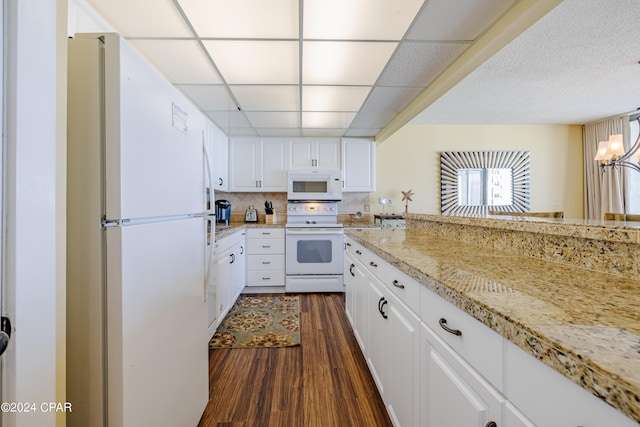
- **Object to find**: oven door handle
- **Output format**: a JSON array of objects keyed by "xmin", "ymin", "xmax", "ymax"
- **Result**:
[{"xmin": 286, "ymin": 229, "xmax": 344, "ymax": 235}]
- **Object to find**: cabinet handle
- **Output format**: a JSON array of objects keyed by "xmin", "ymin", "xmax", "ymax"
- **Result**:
[
  {"xmin": 346, "ymin": 242, "xmax": 351, "ymax": 246},
  {"xmin": 392, "ymin": 279, "xmax": 405, "ymax": 289},
  {"xmin": 355, "ymin": 250, "xmax": 362, "ymax": 255},
  {"xmin": 240, "ymin": 246, "xmax": 244, "ymax": 254},
  {"xmin": 230, "ymin": 253, "xmax": 235, "ymax": 264},
  {"xmin": 486, "ymin": 422, "xmax": 497, "ymax": 427},
  {"xmin": 256, "ymin": 180, "xmax": 259, "ymax": 188},
  {"xmin": 349, "ymin": 263, "xmax": 355, "ymax": 277},
  {"xmin": 262, "ymin": 261, "xmax": 271, "ymax": 265},
  {"xmin": 218, "ymin": 177, "xmax": 223, "ymax": 186},
  {"xmin": 262, "ymin": 232, "xmax": 271, "ymax": 235},
  {"xmin": 379, "ymin": 297, "xmax": 388, "ymax": 319},
  {"xmin": 262, "ymin": 277, "xmax": 271, "ymax": 280},
  {"xmin": 439, "ymin": 318, "xmax": 462, "ymax": 336},
  {"xmin": 262, "ymin": 245, "xmax": 271, "ymax": 248},
  {"xmin": 369, "ymin": 261, "xmax": 378, "ymax": 267}
]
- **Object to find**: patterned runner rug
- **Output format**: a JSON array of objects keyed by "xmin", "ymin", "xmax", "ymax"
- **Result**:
[{"xmin": 209, "ymin": 294, "xmax": 300, "ymax": 349}]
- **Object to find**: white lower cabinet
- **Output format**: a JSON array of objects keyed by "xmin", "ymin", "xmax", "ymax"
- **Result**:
[
  {"xmin": 215, "ymin": 230, "xmax": 245, "ymax": 324},
  {"xmin": 346, "ymin": 237, "xmax": 639, "ymax": 427},
  {"xmin": 345, "ymin": 249, "xmax": 369, "ymax": 353},
  {"xmin": 346, "ymin": 238, "xmax": 420, "ymax": 427},
  {"xmin": 420, "ymin": 322, "xmax": 503, "ymax": 427},
  {"xmin": 245, "ymin": 228, "xmax": 285, "ymax": 290}
]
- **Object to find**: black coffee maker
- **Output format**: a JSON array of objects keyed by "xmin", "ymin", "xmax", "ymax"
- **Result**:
[{"xmin": 215, "ymin": 200, "xmax": 231, "ymax": 225}]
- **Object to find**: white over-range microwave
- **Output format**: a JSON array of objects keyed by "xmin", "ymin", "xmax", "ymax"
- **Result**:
[{"xmin": 287, "ymin": 169, "xmax": 342, "ymax": 201}]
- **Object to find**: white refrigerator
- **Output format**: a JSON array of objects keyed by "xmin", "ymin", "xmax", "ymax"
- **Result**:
[{"xmin": 67, "ymin": 33, "xmax": 210, "ymax": 427}]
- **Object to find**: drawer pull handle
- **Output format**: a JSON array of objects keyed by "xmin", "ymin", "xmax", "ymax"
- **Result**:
[
  {"xmin": 355, "ymin": 250, "xmax": 362, "ymax": 255},
  {"xmin": 262, "ymin": 261, "xmax": 271, "ymax": 265},
  {"xmin": 486, "ymin": 422, "xmax": 497, "ymax": 427},
  {"xmin": 369, "ymin": 261, "xmax": 378, "ymax": 267},
  {"xmin": 439, "ymin": 318, "xmax": 462, "ymax": 336},
  {"xmin": 346, "ymin": 242, "xmax": 351, "ymax": 247},
  {"xmin": 392, "ymin": 279, "xmax": 405, "ymax": 289},
  {"xmin": 349, "ymin": 263, "xmax": 355, "ymax": 277},
  {"xmin": 262, "ymin": 245, "xmax": 271, "ymax": 248},
  {"xmin": 262, "ymin": 232, "xmax": 271, "ymax": 235},
  {"xmin": 262, "ymin": 277, "xmax": 271, "ymax": 280}
]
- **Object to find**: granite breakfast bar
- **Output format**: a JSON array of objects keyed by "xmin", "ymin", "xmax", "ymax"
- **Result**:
[{"xmin": 346, "ymin": 213, "xmax": 640, "ymax": 425}]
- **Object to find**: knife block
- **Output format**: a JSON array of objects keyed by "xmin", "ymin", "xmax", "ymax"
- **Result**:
[{"xmin": 265, "ymin": 209, "xmax": 277, "ymax": 224}]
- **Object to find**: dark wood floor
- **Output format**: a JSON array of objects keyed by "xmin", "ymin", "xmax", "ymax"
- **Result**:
[{"xmin": 197, "ymin": 293, "xmax": 392, "ymax": 427}]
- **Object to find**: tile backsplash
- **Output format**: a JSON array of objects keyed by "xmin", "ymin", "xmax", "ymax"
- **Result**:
[{"xmin": 216, "ymin": 191, "xmax": 372, "ymax": 223}]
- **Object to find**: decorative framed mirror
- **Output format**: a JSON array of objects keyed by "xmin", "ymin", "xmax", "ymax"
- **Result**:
[{"xmin": 440, "ymin": 151, "xmax": 530, "ymax": 215}]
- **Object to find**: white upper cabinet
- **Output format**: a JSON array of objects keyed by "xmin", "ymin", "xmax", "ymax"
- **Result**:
[
  {"xmin": 205, "ymin": 120, "xmax": 229, "ymax": 192},
  {"xmin": 288, "ymin": 138, "xmax": 341, "ymax": 169},
  {"xmin": 230, "ymin": 138, "xmax": 287, "ymax": 192},
  {"xmin": 342, "ymin": 138, "xmax": 376, "ymax": 192},
  {"xmin": 213, "ymin": 125, "xmax": 229, "ymax": 191}
]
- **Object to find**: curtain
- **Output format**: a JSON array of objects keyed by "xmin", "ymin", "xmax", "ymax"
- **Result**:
[{"xmin": 583, "ymin": 116, "xmax": 628, "ymax": 220}]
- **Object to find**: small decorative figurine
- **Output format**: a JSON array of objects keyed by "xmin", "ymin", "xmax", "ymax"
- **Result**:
[{"xmin": 401, "ymin": 189, "xmax": 414, "ymax": 213}]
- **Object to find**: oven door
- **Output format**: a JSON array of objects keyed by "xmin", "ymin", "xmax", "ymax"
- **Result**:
[{"xmin": 285, "ymin": 228, "xmax": 344, "ymax": 275}]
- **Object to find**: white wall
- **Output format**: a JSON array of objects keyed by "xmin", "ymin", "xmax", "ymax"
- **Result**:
[
  {"xmin": 3, "ymin": 1, "xmax": 66, "ymax": 426},
  {"xmin": 374, "ymin": 124, "xmax": 584, "ymax": 219}
]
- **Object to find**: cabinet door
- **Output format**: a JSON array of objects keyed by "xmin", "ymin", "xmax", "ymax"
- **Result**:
[
  {"xmin": 260, "ymin": 139, "xmax": 287, "ymax": 190},
  {"xmin": 316, "ymin": 139, "xmax": 341, "ymax": 169},
  {"xmin": 230, "ymin": 242, "xmax": 245, "ymax": 300},
  {"xmin": 366, "ymin": 277, "xmax": 387, "ymax": 395},
  {"xmin": 344, "ymin": 251, "xmax": 357, "ymax": 327},
  {"xmin": 342, "ymin": 138, "xmax": 375, "ymax": 192},
  {"xmin": 214, "ymin": 126, "xmax": 229, "ymax": 191},
  {"xmin": 385, "ymin": 293, "xmax": 420, "ymax": 427},
  {"xmin": 215, "ymin": 249, "xmax": 233, "ymax": 321},
  {"xmin": 420, "ymin": 323, "xmax": 503, "ymax": 427},
  {"xmin": 230, "ymin": 138, "xmax": 260, "ymax": 191},
  {"xmin": 289, "ymin": 140, "xmax": 314, "ymax": 169}
]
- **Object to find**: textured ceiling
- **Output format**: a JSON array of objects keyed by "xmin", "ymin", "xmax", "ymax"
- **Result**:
[
  {"xmin": 82, "ymin": 0, "xmax": 521, "ymax": 138},
  {"xmin": 412, "ymin": 0, "xmax": 640, "ymax": 126}
]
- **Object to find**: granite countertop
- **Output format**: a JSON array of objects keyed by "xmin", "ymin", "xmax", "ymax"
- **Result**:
[{"xmin": 346, "ymin": 227, "xmax": 640, "ymax": 423}]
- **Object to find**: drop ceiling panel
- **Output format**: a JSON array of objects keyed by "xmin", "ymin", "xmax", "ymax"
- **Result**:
[
  {"xmin": 87, "ymin": 0, "xmax": 192, "ymax": 37},
  {"xmin": 245, "ymin": 112, "xmax": 300, "ymax": 128},
  {"xmin": 303, "ymin": 0, "xmax": 425, "ymax": 40},
  {"xmin": 178, "ymin": 0, "xmax": 299, "ymax": 38},
  {"xmin": 203, "ymin": 40, "xmax": 299, "ymax": 84},
  {"xmin": 259, "ymin": 128, "xmax": 302, "ymax": 137},
  {"xmin": 302, "ymin": 128, "xmax": 347, "ymax": 137},
  {"xmin": 206, "ymin": 110, "xmax": 254, "ymax": 131},
  {"xmin": 377, "ymin": 42, "xmax": 470, "ymax": 86},
  {"xmin": 128, "ymin": 40, "xmax": 223, "ymax": 84},
  {"xmin": 302, "ymin": 112, "xmax": 357, "ymax": 128},
  {"xmin": 407, "ymin": 0, "xmax": 518, "ymax": 41},
  {"xmin": 303, "ymin": 41, "xmax": 398, "ymax": 85},
  {"xmin": 176, "ymin": 84, "xmax": 237, "ymax": 110},
  {"xmin": 302, "ymin": 86, "xmax": 371, "ymax": 112},
  {"xmin": 231, "ymin": 86, "xmax": 300, "ymax": 111}
]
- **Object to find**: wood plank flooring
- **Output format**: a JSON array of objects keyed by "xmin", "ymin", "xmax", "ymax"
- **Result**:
[{"xmin": 197, "ymin": 293, "xmax": 392, "ymax": 427}]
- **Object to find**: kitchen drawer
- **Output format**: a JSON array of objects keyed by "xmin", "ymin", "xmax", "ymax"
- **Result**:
[
  {"xmin": 246, "ymin": 228, "xmax": 284, "ymax": 239},
  {"xmin": 246, "ymin": 269, "xmax": 285, "ymax": 287},
  {"xmin": 421, "ymin": 286, "xmax": 504, "ymax": 391},
  {"xmin": 247, "ymin": 254, "xmax": 284, "ymax": 271},
  {"xmin": 362, "ymin": 248, "xmax": 386, "ymax": 280},
  {"xmin": 247, "ymin": 238, "xmax": 285, "ymax": 255},
  {"xmin": 385, "ymin": 265, "xmax": 421, "ymax": 315}
]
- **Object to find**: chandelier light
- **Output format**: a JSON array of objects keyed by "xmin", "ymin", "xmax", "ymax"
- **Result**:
[{"xmin": 595, "ymin": 117, "xmax": 640, "ymax": 172}]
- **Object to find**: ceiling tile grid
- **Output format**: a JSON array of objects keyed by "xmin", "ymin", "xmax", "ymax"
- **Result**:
[{"xmin": 84, "ymin": 0, "xmax": 540, "ymax": 138}]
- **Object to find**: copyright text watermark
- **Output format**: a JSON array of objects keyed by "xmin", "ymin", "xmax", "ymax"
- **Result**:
[{"xmin": 0, "ymin": 402, "xmax": 72, "ymax": 413}]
